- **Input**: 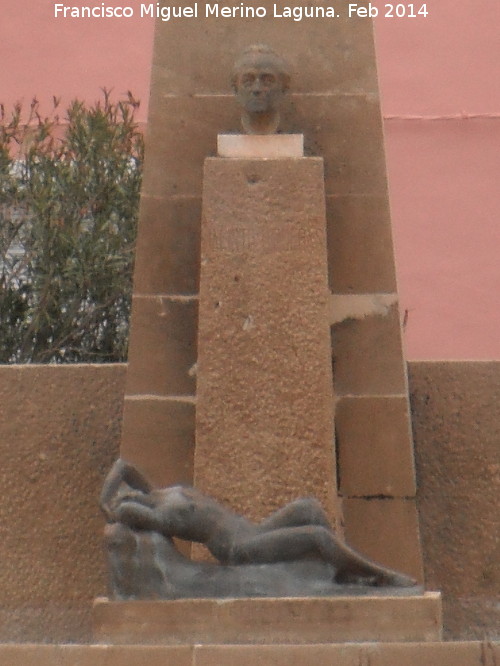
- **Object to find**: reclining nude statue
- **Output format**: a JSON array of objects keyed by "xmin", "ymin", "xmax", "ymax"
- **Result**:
[{"xmin": 100, "ymin": 459, "xmax": 418, "ymax": 600}]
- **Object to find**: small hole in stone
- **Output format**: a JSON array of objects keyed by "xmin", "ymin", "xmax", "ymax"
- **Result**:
[
  {"xmin": 234, "ymin": 276, "xmax": 240, "ymax": 282},
  {"xmin": 214, "ymin": 301, "xmax": 221, "ymax": 309},
  {"xmin": 247, "ymin": 174, "xmax": 260, "ymax": 184}
]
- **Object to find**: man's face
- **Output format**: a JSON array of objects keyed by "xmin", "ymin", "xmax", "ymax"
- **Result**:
[{"xmin": 235, "ymin": 59, "xmax": 284, "ymax": 114}]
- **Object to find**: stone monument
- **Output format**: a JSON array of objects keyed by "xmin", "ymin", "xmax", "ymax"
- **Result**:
[
  {"xmin": 2, "ymin": 10, "xmax": 500, "ymax": 666},
  {"xmin": 119, "ymin": 13, "xmax": 423, "ymax": 586},
  {"xmin": 94, "ymin": 38, "xmax": 443, "ymax": 648}
]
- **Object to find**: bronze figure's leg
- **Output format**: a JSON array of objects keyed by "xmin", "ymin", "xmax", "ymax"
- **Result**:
[
  {"xmin": 258, "ymin": 498, "xmax": 331, "ymax": 531},
  {"xmin": 229, "ymin": 525, "xmax": 416, "ymax": 586}
]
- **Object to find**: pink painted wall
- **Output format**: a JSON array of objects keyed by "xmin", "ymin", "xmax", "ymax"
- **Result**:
[
  {"xmin": 2, "ymin": 0, "xmax": 499, "ymax": 359},
  {"xmin": 1, "ymin": 0, "xmax": 154, "ymax": 122},
  {"xmin": 374, "ymin": 0, "xmax": 500, "ymax": 359}
]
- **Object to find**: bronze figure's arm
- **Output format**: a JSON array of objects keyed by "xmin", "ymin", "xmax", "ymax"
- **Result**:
[{"xmin": 100, "ymin": 458, "xmax": 152, "ymax": 522}]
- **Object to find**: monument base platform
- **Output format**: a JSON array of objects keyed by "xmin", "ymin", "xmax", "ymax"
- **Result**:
[
  {"xmin": 93, "ymin": 593, "xmax": 442, "ymax": 645},
  {"xmin": 2, "ymin": 640, "xmax": 499, "ymax": 666}
]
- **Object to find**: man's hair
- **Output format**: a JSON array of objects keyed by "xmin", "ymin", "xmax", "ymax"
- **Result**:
[{"xmin": 231, "ymin": 44, "xmax": 291, "ymax": 92}]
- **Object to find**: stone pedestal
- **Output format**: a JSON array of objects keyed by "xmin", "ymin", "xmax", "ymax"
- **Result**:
[
  {"xmin": 93, "ymin": 593, "xmax": 442, "ymax": 646},
  {"xmin": 193, "ymin": 156, "xmax": 338, "ymax": 524}
]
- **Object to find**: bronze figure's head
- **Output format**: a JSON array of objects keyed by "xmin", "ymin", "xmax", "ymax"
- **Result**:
[{"xmin": 231, "ymin": 44, "xmax": 291, "ymax": 134}]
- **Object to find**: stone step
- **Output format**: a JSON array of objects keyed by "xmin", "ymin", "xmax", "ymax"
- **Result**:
[
  {"xmin": 0, "ymin": 640, "xmax": 498, "ymax": 666},
  {"xmin": 93, "ymin": 593, "xmax": 442, "ymax": 646}
]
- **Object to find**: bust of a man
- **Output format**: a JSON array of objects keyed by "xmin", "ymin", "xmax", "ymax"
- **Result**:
[{"xmin": 231, "ymin": 44, "xmax": 291, "ymax": 135}]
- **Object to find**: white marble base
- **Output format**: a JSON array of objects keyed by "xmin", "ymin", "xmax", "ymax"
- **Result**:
[{"xmin": 217, "ymin": 134, "xmax": 304, "ymax": 158}]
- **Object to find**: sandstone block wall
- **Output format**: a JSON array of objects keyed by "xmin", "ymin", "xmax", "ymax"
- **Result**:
[
  {"xmin": 409, "ymin": 361, "xmax": 500, "ymax": 640},
  {"xmin": 0, "ymin": 365, "xmax": 124, "ymax": 643}
]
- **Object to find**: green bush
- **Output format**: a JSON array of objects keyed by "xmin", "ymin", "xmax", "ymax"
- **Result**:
[{"xmin": 0, "ymin": 91, "xmax": 143, "ymax": 363}]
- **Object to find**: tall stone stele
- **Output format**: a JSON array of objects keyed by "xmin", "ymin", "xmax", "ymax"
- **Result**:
[{"xmin": 119, "ymin": 10, "xmax": 424, "ymax": 584}]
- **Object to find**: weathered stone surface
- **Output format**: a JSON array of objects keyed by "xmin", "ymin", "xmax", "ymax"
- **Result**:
[
  {"xmin": 132, "ymin": 194, "xmax": 201, "ymax": 296},
  {"xmin": 141, "ymin": 97, "xmax": 235, "ymax": 199},
  {"xmin": 0, "ymin": 364, "xmax": 125, "ymax": 643},
  {"xmin": 194, "ymin": 157, "xmax": 337, "ymax": 524},
  {"xmin": 1, "ymin": 642, "xmax": 498, "ymax": 666},
  {"xmin": 336, "ymin": 396, "xmax": 416, "ymax": 497},
  {"xmin": 409, "ymin": 361, "xmax": 500, "ymax": 640},
  {"xmin": 365, "ymin": 640, "xmax": 486, "ymax": 666},
  {"xmin": 331, "ymin": 302, "xmax": 407, "ymax": 396},
  {"xmin": 343, "ymin": 498, "xmax": 424, "ymax": 582},
  {"xmin": 93, "ymin": 594, "xmax": 442, "ymax": 645},
  {"xmin": 285, "ymin": 94, "xmax": 389, "ymax": 197},
  {"xmin": 0, "ymin": 645, "xmax": 194, "ymax": 666},
  {"xmin": 195, "ymin": 645, "xmax": 363, "ymax": 666},
  {"xmin": 120, "ymin": 397, "xmax": 195, "ymax": 488},
  {"xmin": 125, "ymin": 295, "xmax": 198, "ymax": 397},
  {"xmin": 196, "ymin": 642, "xmax": 489, "ymax": 666},
  {"xmin": 326, "ymin": 194, "xmax": 397, "ymax": 293}
]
